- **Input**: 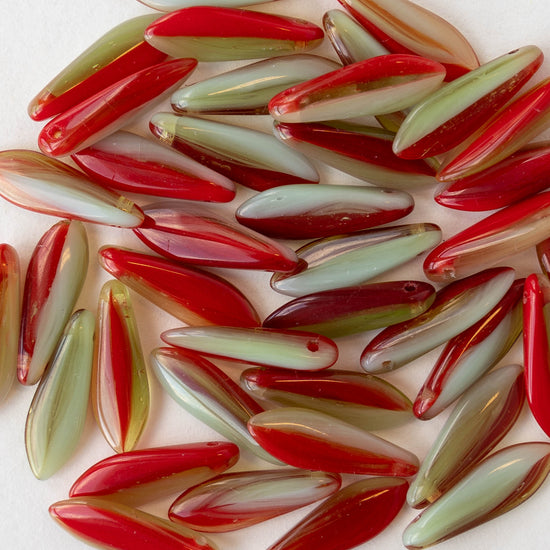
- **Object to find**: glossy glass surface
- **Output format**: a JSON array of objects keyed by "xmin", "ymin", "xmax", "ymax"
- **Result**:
[
  {"xmin": 92, "ymin": 280, "xmax": 149, "ymax": 453},
  {"xmin": 50, "ymin": 498, "xmax": 218, "ymax": 550},
  {"xmin": 0, "ymin": 245, "xmax": 19, "ymax": 403},
  {"xmin": 72, "ymin": 131, "xmax": 235, "ymax": 202},
  {"xmin": 0, "ymin": 150, "xmax": 144, "ymax": 227},
  {"xmin": 161, "ymin": 326, "xmax": 338, "ymax": 371},
  {"xmin": 38, "ymin": 58, "xmax": 198, "ymax": 157},
  {"xmin": 337, "ymin": 0, "xmax": 479, "ymax": 79},
  {"xmin": 98, "ymin": 246, "xmax": 260, "ymax": 328},
  {"xmin": 144, "ymin": 6, "xmax": 324, "ymax": 61},
  {"xmin": 403, "ymin": 443, "xmax": 550, "ymax": 549},
  {"xmin": 149, "ymin": 112, "xmax": 319, "ymax": 191},
  {"xmin": 270, "ymin": 224, "xmax": 441, "ymax": 295},
  {"xmin": 274, "ymin": 121, "xmax": 436, "ymax": 187},
  {"xmin": 264, "ymin": 281, "xmax": 436, "ymax": 337},
  {"xmin": 134, "ymin": 201, "xmax": 298, "ymax": 272},
  {"xmin": 414, "ymin": 279, "xmax": 524, "ymax": 419},
  {"xmin": 424, "ymin": 191, "xmax": 550, "ymax": 282},
  {"xmin": 392, "ymin": 46, "xmax": 543, "ymax": 158},
  {"xmin": 438, "ymin": 77, "xmax": 550, "ymax": 180},
  {"xmin": 18, "ymin": 221, "xmax": 88, "ymax": 386},
  {"xmin": 435, "ymin": 142, "xmax": 550, "ymax": 211},
  {"xmin": 69, "ymin": 442, "xmax": 239, "ymax": 505},
  {"xmin": 172, "ymin": 55, "xmax": 339, "ymax": 115},
  {"xmin": 268, "ymin": 54, "xmax": 445, "ymax": 123},
  {"xmin": 169, "ymin": 469, "xmax": 341, "ymax": 532},
  {"xmin": 360, "ymin": 267, "xmax": 515, "ymax": 373},
  {"xmin": 269, "ymin": 477, "xmax": 408, "ymax": 550},
  {"xmin": 139, "ymin": 0, "xmax": 279, "ymax": 9},
  {"xmin": 25, "ymin": 310, "xmax": 94, "ymax": 480},
  {"xmin": 150, "ymin": 347, "xmax": 275, "ymax": 462},
  {"xmin": 324, "ymin": 9, "xmax": 390, "ymax": 65},
  {"xmin": 248, "ymin": 407, "xmax": 419, "ymax": 475},
  {"xmin": 236, "ymin": 184, "xmax": 414, "ymax": 240},
  {"xmin": 241, "ymin": 367, "xmax": 413, "ymax": 430},
  {"xmin": 28, "ymin": 15, "xmax": 166, "ymax": 121},
  {"xmin": 408, "ymin": 364, "xmax": 525, "ymax": 509},
  {"xmin": 523, "ymin": 274, "xmax": 550, "ymax": 437}
]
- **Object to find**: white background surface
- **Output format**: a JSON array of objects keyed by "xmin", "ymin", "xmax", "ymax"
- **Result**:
[{"xmin": 0, "ymin": 1, "xmax": 549, "ymax": 549}]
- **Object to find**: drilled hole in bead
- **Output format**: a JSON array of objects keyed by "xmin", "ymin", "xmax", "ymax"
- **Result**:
[
  {"xmin": 404, "ymin": 283, "xmax": 418, "ymax": 292},
  {"xmin": 307, "ymin": 341, "xmax": 319, "ymax": 352}
]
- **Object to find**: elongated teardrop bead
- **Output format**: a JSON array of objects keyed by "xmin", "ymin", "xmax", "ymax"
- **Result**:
[
  {"xmin": 0, "ymin": 245, "xmax": 20, "ymax": 403},
  {"xmin": 392, "ymin": 46, "xmax": 543, "ymax": 159},
  {"xmin": 50, "ymin": 498, "xmax": 218, "ymax": 550},
  {"xmin": 270, "ymin": 224, "xmax": 441, "ymax": 296},
  {"xmin": 337, "ymin": 0, "xmax": 478, "ymax": 79},
  {"xmin": 414, "ymin": 279, "xmax": 524, "ymax": 420},
  {"xmin": 28, "ymin": 15, "xmax": 167, "ymax": 121},
  {"xmin": 523, "ymin": 274, "xmax": 550, "ymax": 438},
  {"xmin": 139, "ymin": 0, "xmax": 279, "ymax": 10},
  {"xmin": 71, "ymin": 132, "xmax": 235, "ymax": 202},
  {"xmin": 424, "ymin": 191, "xmax": 550, "ymax": 282},
  {"xmin": 360, "ymin": 267, "xmax": 515, "ymax": 374},
  {"xmin": 264, "ymin": 281, "xmax": 436, "ymax": 338},
  {"xmin": 537, "ymin": 238, "xmax": 550, "ymax": 277},
  {"xmin": 169, "ymin": 469, "xmax": 341, "ymax": 532},
  {"xmin": 248, "ymin": 407, "xmax": 419, "ymax": 475},
  {"xmin": 269, "ymin": 477, "xmax": 408, "ymax": 550},
  {"xmin": 134, "ymin": 201, "xmax": 298, "ymax": 272},
  {"xmin": 408, "ymin": 364, "xmax": 525, "ymax": 510},
  {"xmin": 236, "ymin": 184, "xmax": 414, "ymax": 240},
  {"xmin": 172, "ymin": 55, "xmax": 340, "ymax": 115},
  {"xmin": 274, "ymin": 122, "xmax": 436, "ymax": 188},
  {"xmin": 434, "ymin": 142, "xmax": 550, "ymax": 211},
  {"xmin": 150, "ymin": 347, "xmax": 275, "ymax": 462},
  {"xmin": 161, "ymin": 327, "xmax": 338, "ymax": 371},
  {"xmin": 93, "ymin": 280, "xmax": 149, "ymax": 454},
  {"xmin": 0, "ymin": 150, "xmax": 144, "ymax": 227},
  {"xmin": 149, "ymin": 113, "xmax": 319, "ymax": 192},
  {"xmin": 438, "ymin": 77, "xmax": 550, "ymax": 181},
  {"xmin": 18, "ymin": 220, "xmax": 88, "ymax": 386},
  {"xmin": 69, "ymin": 442, "xmax": 239, "ymax": 505},
  {"xmin": 268, "ymin": 54, "xmax": 445, "ymax": 124},
  {"xmin": 38, "ymin": 58, "xmax": 198, "ymax": 157},
  {"xmin": 403, "ymin": 442, "xmax": 550, "ymax": 549},
  {"xmin": 324, "ymin": 9, "xmax": 390, "ymax": 65},
  {"xmin": 98, "ymin": 247, "xmax": 260, "ymax": 328},
  {"xmin": 241, "ymin": 367, "xmax": 413, "ymax": 430},
  {"xmin": 144, "ymin": 7, "xmax": 324, "ymax": 61},
  {"xmin": 25, "ymin": 310, "xmax": 94, "ymax": 480}
]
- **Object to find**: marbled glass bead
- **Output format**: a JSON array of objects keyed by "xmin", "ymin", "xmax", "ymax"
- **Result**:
[
  {"xmin": 69, "ymin": 442, "xmax": 239, "ymax": 505},
  {"xmin": 149, "ymin": 113, "xmax": 319, "ymax": 191},
  {"xmin": 169, "ymin": 469, "xmax": 341, "ymax": 532},
  {"xmin": 236, "ymin": 184, "xmax": 414, "ymax": 240},
  {"xmin": 98, "ymin": 246, "xmax": 260, "ymax": 328},
  {"xmin": 18, "ymin": 221, "xmax": 88, "ymax": 386},
  {"xmin": 144, "ymin": 7, "xmax": 324, "ymax": 61},
  {"xmin": 28, "ymin": 15, "xmax": 167, "ymax": 121},
  {"xmin": 172, "ymin": 55, "xmax": 340, "ymax": 115},
  {"xmin": 72, "ymin": 131, "xmax": 236, "ymax": 202},
  {"xmin": 38, "ymin": 59, "xmax": 198, "ymax": 157}
]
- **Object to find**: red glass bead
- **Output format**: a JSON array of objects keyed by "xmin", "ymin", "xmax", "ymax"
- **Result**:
[
  {"xmin": 98, "ymin": 246, "xmax": 260, "ymax": 327},
  {"xmin": 134, "ymin": 201, "xmax": 298, "ymax": 272},
  {"xmin": 144, "ymin": 7, "xmax": 324, "ymax": 61},
  {"xmin": 38, "ymin": 58, "xmax": 197, "ymax": 157},
  {"xmin": 424, "ymin": 191, "xmax": 550, "ymax": 282},
  {"xmin": 523, "ymin": 274, "xmax": 550, "ymax": 438},
  {"xmin": 71, "ymin": 131, "xmax": 236, "ymax": 202},
  {"xmin": 268, "ymin": 477, "xmax": 408, "ymax": 550},
  {"xmin": 69, "ymin": 442, "xmax": 239, "ymax": 505},
  {"xmin": 434, "ymin": 142, "xmax": 550, "ymax": 211}
]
